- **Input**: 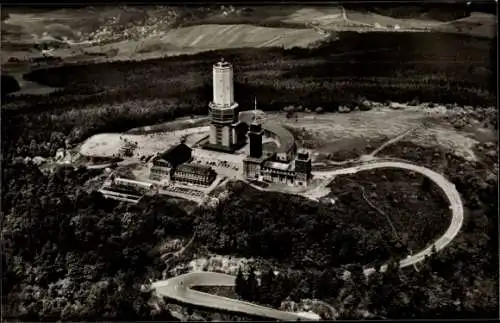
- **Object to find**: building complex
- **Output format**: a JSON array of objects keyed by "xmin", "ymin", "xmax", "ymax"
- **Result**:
[
  {"xmin": 109, "ymin": 58, "xmax": 312, "ymax": 201},
  {"xmin": 154, "ymin": 58, "xmax": 311, "ymax": 188}
]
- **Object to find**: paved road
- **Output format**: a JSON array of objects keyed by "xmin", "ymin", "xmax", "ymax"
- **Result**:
[
  {"xmin": 152, "ymin": 272, "xmax": 314, "ymax": 321},
  {"xmin": 312, "ymin": 160, "xmax": 464, "ymax": 275},
  {"xmin": 152, "ymin": 159, "xmax": 464, "ymax": 320}
]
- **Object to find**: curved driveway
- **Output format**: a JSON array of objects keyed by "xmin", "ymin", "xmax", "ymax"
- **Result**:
[
  {"xmin": 152, "ymin": 159, "xmax": 464, "ymax": 320},
  {"xmin": 152, "ymin": 272, "xmax": 314, "ymax": 321},
  {"xmin": 312, "ymin": 160, "xmax": 464, "ymax": 275}
]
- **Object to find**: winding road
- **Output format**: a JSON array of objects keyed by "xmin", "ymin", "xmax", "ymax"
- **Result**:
[
  {"xmin": 152, "ymin": 272, "xmax": 314, "ymax": 321},
  {"xmin": 152, "ymin": 159, "xmax": 464, "ymax": 320}
]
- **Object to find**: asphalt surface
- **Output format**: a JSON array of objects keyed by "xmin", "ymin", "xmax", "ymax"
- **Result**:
[
  {"xmin": 312, "ymin": 160, "xmax": 464, "ymax": 275},
  {"xmin": 152, "ymin": 272, "xmax": 313, "ymax": 321},
  {"xmin": 152, "ymin": 159, "xmax": 464, "ymax": 320}
]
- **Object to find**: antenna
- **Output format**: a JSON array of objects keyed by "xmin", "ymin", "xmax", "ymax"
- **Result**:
[{"xmin": 253, "ymin": 96, "xmax": 257, "ymax": 122}]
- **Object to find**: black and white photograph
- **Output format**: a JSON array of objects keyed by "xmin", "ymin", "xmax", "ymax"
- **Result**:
[{"xmin": 1, "ymin": 1, "xmax": 498, "ymax": 321}]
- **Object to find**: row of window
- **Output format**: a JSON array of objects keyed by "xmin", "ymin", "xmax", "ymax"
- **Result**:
[
  {"xmin": 151, "ymin": 167, "xmax": 170, "ymax": 176},
  {"xmin": 261, "ymin": 168, "xmax": 295, "ymax": 176},
  {"xmin": 263, "ymin": 175, "xmax": 295, "ymax": 184},
  {"xmin": 174, "ymin": 171, "xmax": 213, "ymax": 180},
  {"xmin": 173, "ymin": 176, "xmax": 215, "ymax": 186}
]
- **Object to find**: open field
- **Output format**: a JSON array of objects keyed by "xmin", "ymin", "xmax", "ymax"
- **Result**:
[
  {"xmin": 1, "ymin": 6, "xmax": 328, "ymax": 69},
  {"xmin": 434, "ymin": 12, "xmax": 498, "ymax": 38},
  {"xmin": 1, "ymin": 5, "xmax": 495, "ymax": 77},
  {"xmin": 267, "ymin": 105, "xmax": 494, "ymax": 162},
  {"xmin": 151, "ymin": 24, "xmax": 328, "ymax": 49},
  {"xmin": 74, "ymin": 102, "xmax": 495, "ymax": 171},
  {"xmin": 79, "ymin": 126, "xmax": 209, "ymax": 157},
  {"xmin": 69, "ymin": 24, "xmax": 329, "ymax": 64}
]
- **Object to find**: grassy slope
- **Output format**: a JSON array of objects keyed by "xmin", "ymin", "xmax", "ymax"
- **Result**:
[
  {"xmin": 160, "ymin": 24, "xmax": 326, "ymax": 49},
  {"xmin": 1, "ymin": 5, "xmax": 494, "ymax": 69},
  {"xmin": 18, "ymin": 31, "xmax": 494, "ymax": 107}
]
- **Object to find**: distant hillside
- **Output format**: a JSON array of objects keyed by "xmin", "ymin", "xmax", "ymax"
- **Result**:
[
  {"xmin": 1, "ymin": 3, "xmax": 495, "ymax": 74},
  {"xmin": 159, "ymin": 24, "xmax": 327, "ymax": 49}
]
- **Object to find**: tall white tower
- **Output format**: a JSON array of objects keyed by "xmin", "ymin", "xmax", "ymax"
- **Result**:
[
  {"xmin": 213, "ymin": 59, "xmax": 234, "ymax": 106},
  {"xmin": 208, "ymin": 58, "xmax": 239, "ymax": 149}
]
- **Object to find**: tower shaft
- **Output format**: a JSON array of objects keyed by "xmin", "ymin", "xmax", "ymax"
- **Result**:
[
  {"xmin": 212, "ymin": 59, "xmax": 234, "ymax": 107},
  {"xmin": 208, "ymin": 59, "xmax": 239, "ymax": 150}
]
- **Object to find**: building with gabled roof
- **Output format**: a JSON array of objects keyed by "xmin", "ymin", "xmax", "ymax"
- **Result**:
[
  {"xmin": 154, "ymin": 143, "xmax": 193, "ymax": 168},
  {"xmin": 150, "ymin": 143, "xmax": 193, "ymax": 182}
]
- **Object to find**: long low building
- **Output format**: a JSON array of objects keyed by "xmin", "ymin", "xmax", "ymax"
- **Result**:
[{"xmin": 172, "ymin": 162, "xmax": 217, "ymax": 186}]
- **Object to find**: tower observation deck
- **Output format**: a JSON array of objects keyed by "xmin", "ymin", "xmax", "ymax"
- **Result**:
[
  {"xmin": 207, "ymin": 58, "xmax": 241, "ymax": 150},
  {"xmin": 209, "ymin": 58, "xmax": 238, "ymax": 124}
]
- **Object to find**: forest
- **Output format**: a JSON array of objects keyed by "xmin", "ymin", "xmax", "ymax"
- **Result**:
[
  {"xmin": 1, "ymin": 21, "xmax": 498, "ymax": 320},
  {"xmin": 194, "ymin": 168, "xmax": 450, "ymax": 269},
  {"xmin": 204, "ymin": 141, "xmax": 498, "ymax": 319},
  {"xmin": 2, "ymin": 145, "xmax": 497, "ymax": 319},
  {"xmin": 1, "ymin": 163, "xmax": 195, "ymax": 321}
]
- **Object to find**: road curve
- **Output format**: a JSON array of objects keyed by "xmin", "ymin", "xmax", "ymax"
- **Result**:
[
  {"xmin": 152, "ymin": 160, "xmax": 464, "ymax": 320},
  {"xmin": 152, "ymin": 272, "xmax": 314, "ymax": 321},
  {"xmin": 311, "ymin": 160, "xmax": 464, "ymax": 275}
]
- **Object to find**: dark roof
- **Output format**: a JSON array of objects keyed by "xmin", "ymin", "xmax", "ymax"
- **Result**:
[
  {"xmin": 157, "ymin": 143, "xmax": 192, "ymax": 167},
  {"xmin": 297, "ymin": 150, "xmax": 310, "ymax": 160}
]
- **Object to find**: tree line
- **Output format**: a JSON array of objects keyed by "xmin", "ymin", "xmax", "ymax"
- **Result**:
[
  {"xmin": 235, "ymin": 266, "xmax": 294, "ymax": 309},
  {"xmin": 2, "ymin": 31, "xmax": 493, "ymax": 162},
  {"xmin": 1, "ymin": 162, "xmax": 196, "ymax": 321},
  {"xmin": 195, "ymin": 170, "xmax": 450, "ymax": 270},
  {"xmin": 193, "ymin": 141, "xmax": 498, "ymax": 319}
]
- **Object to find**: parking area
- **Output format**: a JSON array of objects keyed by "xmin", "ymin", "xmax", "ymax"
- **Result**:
[{"xmin": 191, "ymin": 148, "xmax": 245, "ymax": 178}]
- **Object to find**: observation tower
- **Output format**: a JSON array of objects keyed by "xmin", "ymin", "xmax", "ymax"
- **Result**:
[{"xmin": 208, "ymin": 58, "xmax": 240, "ymax": 149}]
